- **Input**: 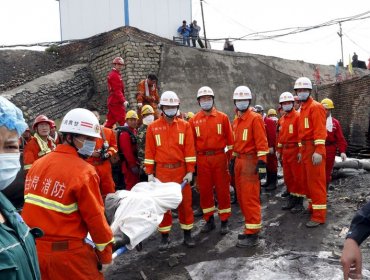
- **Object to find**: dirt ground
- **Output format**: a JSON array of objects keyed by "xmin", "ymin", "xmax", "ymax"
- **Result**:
[{"xmin": 105, "ymin": 171, "xmax": 370, "ymax": 280}]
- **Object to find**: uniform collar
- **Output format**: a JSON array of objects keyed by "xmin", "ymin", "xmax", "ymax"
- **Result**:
[
  {"xmin": 200, "ymin": 107, "xmax": 216, "ymax": 117},
  {"xmin": 239, "ymin": 107, "xmax": 253, "ymax": 120},
  {"xmin": 301, "ymin": 96, "xmax": 313, "ymax": 109},
  {"xmin": 55, "ymin": 143, "xmax": 79, "ymax": 156}
]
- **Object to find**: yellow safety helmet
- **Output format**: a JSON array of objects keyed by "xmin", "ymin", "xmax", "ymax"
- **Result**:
[
  {"xmin": 141, "ymin": 105, "xmax": 154, "ymax": 116},
  {"xmin": 267, "ymin": 109, "xmax": 277, "ymax": 116},
  {"xmin": 321, "ymin": 98, "xmax": 334, "ymax": 109},
  {"xmin": 126, "ymin": 110, "xmax": 139, "ymax": 119},
  {"xmin": 187, "ymin": 112, "xmax": 194, "ymax": 119}
]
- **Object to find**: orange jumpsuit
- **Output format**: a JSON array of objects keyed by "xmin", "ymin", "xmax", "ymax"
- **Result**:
[
  {"xmin": 86, "ymin": 126, "xmax": 118, "ymax": 198},
  {"xmin": 23, "ymin": 134, "xmax": 55, "ymax": 172},
  {"xmin": 144, "ymin": 116, "xmax": 196, "ymax": 233},
  {"xmin": 137, "ymin": 79, "xmax": 160, "ymax": 119},
  {"xmin": 276, "ymin": 109, "xmax": 304, "ymax": 197},
  {"xmin": 22, "ymin": 144, "xmax": 113, "ymax": 280},
  {"xmin": 189, "ymin": 108, "xmax": 233, "ymax": 223},
  {"xmin": 105, "ymin": 68, "xmax": 126, "ymax": 128},
  {"xmin": 232, "ymin": 108, "xmax": 268, "ymax": 234},
  {"xmin": 298, "ymin": 97, "xmax": 327, "ymax": 223}
]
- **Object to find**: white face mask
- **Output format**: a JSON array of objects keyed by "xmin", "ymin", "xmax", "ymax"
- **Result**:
[
  {"xmin": 200, "ymin": 100, "xmax": 213, "ymax": 111},
  {"xmin": 282, "ymin": 104, "xmax": 293, "ymax": 112},
  {"xmin": 235, "ymin": 100, "xmax": 250, "ymax": 111},
  {"xmin": 75, "ymin": 138, "xmax": 96, "ymax": 157},
  {"xmin": 143, "ymin": 115, "xmax": 155, "ymax": 125},
  {"xmin": 298, "ymin": 91, "xmax": 310, "ymax": 101},
  {"xmin": 163, "ymin": 108, "xmax": 178, "ymax": 118},
  {"xmin": 0, "ymin": 153, "xmax": 21, "ymax": 191}
]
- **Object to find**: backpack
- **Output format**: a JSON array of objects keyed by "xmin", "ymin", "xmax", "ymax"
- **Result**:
[{"xmin": 115, "ymin": 126, "xmax": 137, "ymax": 161}]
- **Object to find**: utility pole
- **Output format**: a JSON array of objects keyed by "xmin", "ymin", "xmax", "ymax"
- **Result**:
[
  {"xmin": 200, "ymin": 0, "xmax": 208, "ymax": 48},
  {"xmin": 337, "ymin": 22, "xmax": 344, "ymax": 65}
]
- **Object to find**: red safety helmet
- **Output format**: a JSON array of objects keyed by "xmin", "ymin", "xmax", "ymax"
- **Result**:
[
  {"xmin": 50, "ymin": 120, "xmax": 56, "ymax": 128},
  {"xmin": 32, "ymin": 115, "xmax": 53, "ymax": 130},
  {"xmin": 112, "ymin": 57, "xmax": 124, "ymax": 65}
]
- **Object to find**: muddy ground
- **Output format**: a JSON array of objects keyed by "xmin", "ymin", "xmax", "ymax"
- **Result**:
[{"xmin": 105, "ymin": 171, "xmax": 370, "ymax": 280}]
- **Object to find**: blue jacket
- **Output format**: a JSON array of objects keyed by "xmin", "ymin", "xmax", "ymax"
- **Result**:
[{"xmin": 177, "ymin": 25, "xmax": 190, "ymax": 37}]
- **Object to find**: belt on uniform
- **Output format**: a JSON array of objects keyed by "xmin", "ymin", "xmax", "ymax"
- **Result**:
[
  {"xmin": 159, "ymin": 162, "xmax": 184, "ymax": 169},
  {"xmin": 301, "ymin": 140, "xmax": 315, "ymax": 145},
  {"xmin": 197, "ymin": 149, "xmax": 224, "ymax": 156},
  {"xmin": 37, "ymin": 239, "xmax": 85, "ymax": 252},
  {"xmin": 234, "ymin": 152, "xmax": 255, "ymax": 159},
  {"xmin": 283, "ymin": 143, "xmax": 299, "ymax": 149}
]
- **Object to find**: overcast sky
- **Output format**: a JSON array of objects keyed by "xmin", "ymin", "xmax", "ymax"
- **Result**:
[{"xmin": 0, "ymin": 0, "xmax": 369, "ymax": 66}]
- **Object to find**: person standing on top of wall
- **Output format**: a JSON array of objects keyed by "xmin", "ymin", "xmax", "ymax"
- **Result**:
[
  {"xmin": 177, "ymin": 20, "xmax": 191, "ymax": 47},
  {"xmin": 136, "ymin": 74, "xmax": 160, "ymax": 120},
  {"xmin": 23, "ymin": 115, "xmax": 55, "ymax": 174},
  {"xmin": 295, "ymin": 77, "xmax": 327, "ymax": 228},
  {"xmin": 105, "ymin": 56, "xmax": 128, "ymax": 128},
  {"xmin": 22, "ymin": 108, "xmax": 114, "ymax": 280},
  {"xmin": 320, "ymin": 98, "xmax": 347, "ymax": 189}
]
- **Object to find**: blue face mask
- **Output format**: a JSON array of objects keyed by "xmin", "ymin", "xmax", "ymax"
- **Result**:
[
  {"xmin": 298, "ymin": 91, "xmax": 310, "ymax": 101},
  {"xmin": 235, "ymin": 100, "xmax": 250, "ymax": 111},
  {"xmin": 75, "ymin": 138, "xmax": 96, "ymax": 157},
  {"xmin": 282, "ymin": 104, "xmax": 293, "ymax": 112},
  {"xmin": 163, "ymin": 108, "xmax": 178, "ymax": 118},
  {"xmin": 200, "ymin": 100, "xmax": 213, "ymax": 111}
]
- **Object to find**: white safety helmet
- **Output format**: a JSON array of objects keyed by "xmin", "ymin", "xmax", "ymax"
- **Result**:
[
  {"xmin": 159, "ymin": 91, "xmax": 180, "ymax": 106},
  {"xmin": 59, "ymin": 108, "xmax": 101, "ymax": 138},
  {"xmin": 294, "ymin": 77, "xmax": 312, "ymax": 90},
  {"xmin": 197, "ymin": 86, "xmax": 214, "ymax": 99},
  {"xmin": 279, "ymin": 92, "xmax": 295, "ymax": 103},
  {"xmin": 233, "ymin": 86, "xmax": 252, "ymax": 100}
]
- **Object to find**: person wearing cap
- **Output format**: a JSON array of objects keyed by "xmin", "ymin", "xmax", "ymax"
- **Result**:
[
  {"xmin": 118, "ymin": 110, "xmax": 140, "ymax": 190},
  {"xmin": 144, "ymin": 91, "xmax": 196, "ymax": 250},
  {"xmin": 22, "ymin": 108, "xmax": 114, "ymax": 279},
  {"xmin": 177, "ymin": 20, "xmax": 191, "ymax": 46},
  {"xmin": 20, "ymin": 126, "xmax": 33, "ymax": 149},
  {"xmin": 320, "ymin": 98, "xmax": 347, "ymax": 188},
  {"xmin": 276, "ymin": 92, "xmax": 305, "ymax": 212},
  {"xmin": 267, "ymin": 108, "xmax": 279, "ymax": 124},
  {"xmin": 136, "ymin": 74, "xmax": 160, "ymax": 121},
  {"xmin": 231, "ymin": 86, "xmax": 268, "ymax": 247},
  {"xmin": 0, "ymin": 96, "xmax": 41, "ymax": 279},
  {"xmin": 137, "ymin": 105, "xmax": 155, "ymax": 181},
  {"xmin": 294, "ymin": 77, "xmax": 327, "ymax": 228},
  {"xmin": 87, "ymin": 110, "xmax": 118, "ymax": 199},
  {"xmin": 23, "ymin": 114, "xmax": 55, "ymax": 173},
  {"xmin": 105, "ymin": 56, "xmax": 128, "ymax": 128},
  {"xmin": 255, "ymin": 105, "xmax": 278, "ymax": 191},
  {"xmin": 189, "ymin": 86, "xmax": 233, "ymax": 235},
  {"xmin": 49, "ymin": 120, "xmax": 61, "ymax": 145}
]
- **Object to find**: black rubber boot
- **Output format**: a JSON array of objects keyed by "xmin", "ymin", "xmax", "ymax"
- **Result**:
[
  {"xmin": 201, "ymin": 215, "xmax": 216, "ymax": 233},
  {"xmin": 236, "ymin": 233, "xmax": 259, "ymax": 248},
  {"xmin": 265, "ymin": 173, "xmax": 277, "ymax": 191},
  {"xmin": 220, "ymin": 220, "xmax": 230, "ymax": 235},
  {"xmin": 159, "ymin": 233, "xmax": 170, "ymax": 251},
  {"xmin": 281, "ymin": 190, "xmax": 290, "ymax": 198},
  {"xmin": 261, "ymin": 172, "xmax": 270, "ymax": 188},
  {"xmin": 281, "ymin": 195, "xmax": 297, "ymax": 210},
  {"xmin": 290, "ymin": 197, "xmax": 304, "ymax": 214},
  {"xmin": 183, "ymin": 230, "xmax": 195, "ymax": 248}
]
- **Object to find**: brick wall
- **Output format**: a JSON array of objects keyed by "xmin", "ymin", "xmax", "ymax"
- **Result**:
[{"xmin": 317, "ymin": 75, "xmax": 370, "ymax": 153}]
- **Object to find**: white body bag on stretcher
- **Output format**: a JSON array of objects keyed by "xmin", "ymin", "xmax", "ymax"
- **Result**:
[{"xmin": 106, "ymin": 180, "xmax": 182, "ymax": 250}]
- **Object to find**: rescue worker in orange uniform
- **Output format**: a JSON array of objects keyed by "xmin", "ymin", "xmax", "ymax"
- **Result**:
[
  {"xmin": 144, "ymin": 91, "xmax": 196, "ymax": 250},
  {"xmin": 23, "ymin": 115, "xmax": 55, "ymax": 173},
  {"xmin": 295, "ymin": 77, "xmax": 327, "ymax": 228},
  {"xmin": 136, "ymin": 74, "xmax": 160, "ymax": 120},
  {"xmin": 22, "ymin": 108, "xmax": 114, "ymax": 280},
  {"xmin": 255, "ymin": 105, "xmax": 278, "ymax": 191},
  {"xmin": 87, "ymin": 110, "xmax": 118, "ymax": 198},
  {"xmin": 230, "ymin": 86, "xmax": 269, "ymax": 247},
  {"xmin": 320, "ymin": 98, "xmax": 348, "ymax": 187},
  {"xmin": 189, "ymin": 86, "xmax": 233, "ymax": 235},
  {"xmin": 276, "ymin": 92, "xmax": 305, "ymax": 212},
  {"xmin": 119, "ymin": 110, "xmax": 140, "ymax": 190},
  {"xmin": 105, "ymin": 57, "xmax": 128, "ymax": 128}
]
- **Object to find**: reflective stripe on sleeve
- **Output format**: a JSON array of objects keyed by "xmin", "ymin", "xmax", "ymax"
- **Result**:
[
  {"xmin": 24, "ymin": 164, "xmax": 32, "ymax": 170},
  {"xmin": 185, "ymin": 157, "xmax": 196, "ymax": 163},
  {"xmin": 257, "ymin": 150, "xmax": 268, "ymax": 157},
  {"xmin": 314, "ymin": 139, "xmax": 326, "ymax": 145},
  {"xmin": 24, "ymin": 193, "xmax": 78, "ymax": 214},
  {"xmin": 144, "ymin": 159, "xmax": 155, "ymax": 165},
  {"xmin": 95, "ymin": 238, "xmax": 115, "ymax": 251}
]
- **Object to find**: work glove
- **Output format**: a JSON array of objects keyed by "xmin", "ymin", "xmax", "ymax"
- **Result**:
[
  {"xmin": 255, "ymin": 160, "xmax": 267, "ymax": 180},
  {"xmin": 269, "ymin": 147, "xmax": 275, "ymax": 154},
  {"xmin": 148, "ymin": 174, "xmax": 155, "ymax": 182},
  {"xmin": 183, "ymin": 172, "xmax": 193, "ymax": 183},
  {"xmin": 137, "ymin": 102, "xmax": 143, "ymax": 108},
  {"xmin": 297, "ymin": 153, "xmax": 302, "ymax": 163},
  {"xmin": 124, "ymin": 101, "xmax": 129, "ymax": 108},
  {"xmin": 276, "ymin": 152, "xmax": 281, "ymax": 161},
  {"xmin": 229, "ymin": 158, "xmax": 235, "ymax": 176},
  {"xmin": 341, "ymin": 152, "xmax": 347, "ymax": 161},
  {"xmin": 131, "ymin": 166, "xmax": 139, "ymax": 174},
  {"xmin": 312, "ymin": 152, "xmax": 323, "ymax": 165}
]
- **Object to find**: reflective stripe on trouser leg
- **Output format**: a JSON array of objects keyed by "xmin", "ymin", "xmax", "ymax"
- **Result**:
[
  {"xmin": 302, "ymin": 143, "xmax": 327, "ymax": 223},
  {"xmin": 235, "ymin": 156, "xmax": 261, "ymax": 235}
]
